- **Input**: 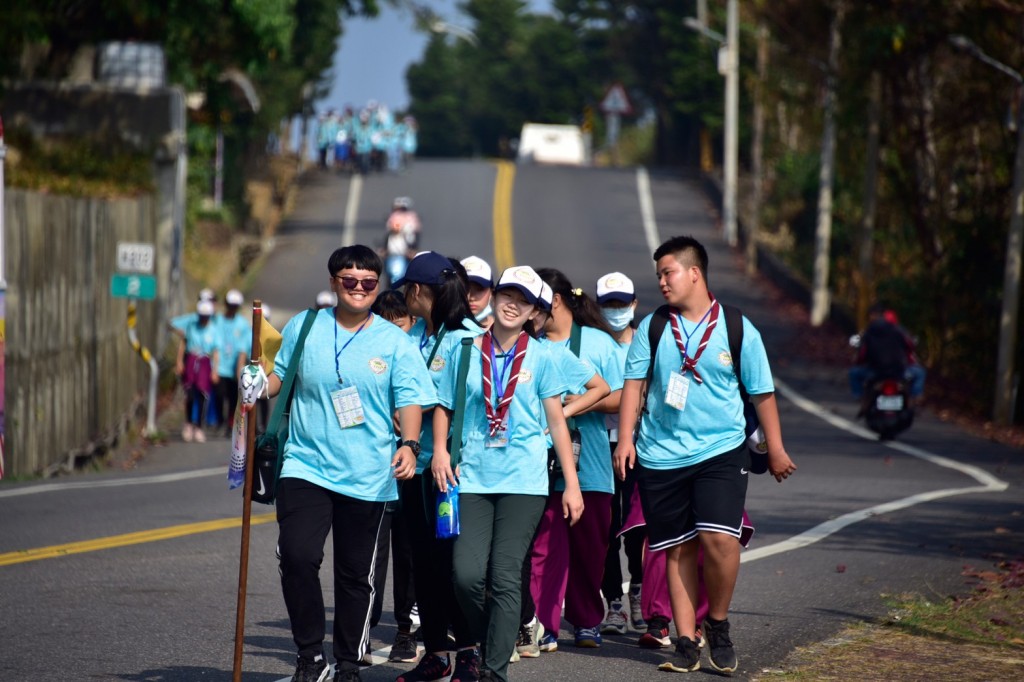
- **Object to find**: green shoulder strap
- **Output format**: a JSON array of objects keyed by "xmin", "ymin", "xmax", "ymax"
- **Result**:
[
  {"xmin": 266, "ymin": 308, "xmax": 318, "ymax": 437},
  {"xmin": 449, "ymin": 337, "xmax": 474, "ymax": 469},
  {"xmin": 425, "ymin": 326, "xmax": 448, "ymax": 368}
]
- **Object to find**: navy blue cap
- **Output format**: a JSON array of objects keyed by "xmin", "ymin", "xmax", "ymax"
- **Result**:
[{"xmin": 392, "ymin": 251, "xmax": 452, "ymax": 288}]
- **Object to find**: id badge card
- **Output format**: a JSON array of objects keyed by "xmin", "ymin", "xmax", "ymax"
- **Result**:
[
  {"xmin": 486, "ymin": 419, "xmax": 510, "ymax": 448},
  {"xmin": 331, "ymin": 386, "xmax": 365, "ymax": 429},
  {"xmin": 665, "ymin": 371, "xmax": 690, "ymax": 411}
]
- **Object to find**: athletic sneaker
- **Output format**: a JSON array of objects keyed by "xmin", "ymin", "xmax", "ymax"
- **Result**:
[
  {"xmin": 451, "ymin": 648, "xmax": 481, "ymax": 682},
  {"xmin": 509, "ymin": 648, "xmax": 519, "ymax": 664},
  {"xmin": 389, "ymin": 630, "xmax": 418, "ymax": 663},
  {"xmin": 182, "ymin": 423, "xmax": 194, "ymax": 442},
  {"xmin": 599, "ymin": 601, "xmax": 628, "ymax": 635},
  {"xmin": 628, "ymin": 584, "xmax": 646, "ymax": 631},
  {"xmin": 574, "ymin": 626, "xmax": 602, "ymax": 648},
  {"xmin": 703, "ymin": 617, "xmax": 738, "ymax": 673},
  {"xmin": 395, "ymin": 653, "xmax": 451, "ymax": 682},
  {"xmin": 333, "ymin": 668, "xmax": 361, "ymax": 682},
  {"xmin": 291, "ymin": 654, "xmax": 329, "ymax": 682},
  {"xmin": 657, "ymin": 636, "xmax": 701, "ymax": 673},
  {"xmin": 638, "ymin": 616, "xmax": 671, "ymax": 648},
  {"xmin": 193, "ymin": 427, "xmax": 207, "ymax": 443},
  {"xmin": 538, "ymin": 631, "xmax": 558, "ymax": 652},
  {"xmin": 516, "ymin": 617, "xmax": 544, "ymax": 658}
]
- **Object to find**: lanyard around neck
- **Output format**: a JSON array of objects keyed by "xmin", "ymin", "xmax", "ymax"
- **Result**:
[{"xmin": 334, "ymin": 311, "xmax": 372, "ymax": 384}]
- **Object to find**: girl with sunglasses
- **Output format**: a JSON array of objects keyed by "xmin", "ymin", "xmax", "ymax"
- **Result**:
[
  {"xmin": 431, "ymin": 266, "xmax": 585, "ymax": 682},
  {"xmin": 249, "ymin": 245, "xmax": 437, "ymax": 682}
]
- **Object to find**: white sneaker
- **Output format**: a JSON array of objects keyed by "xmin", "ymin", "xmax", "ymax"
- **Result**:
[
  {"xmin": 628, "ymin": 585, "xmax": 646, "ymax": 631},
  {"xmin": 600, "ymin": 601, "xmax": 628, "ymax": 634},
  {"xmin": 182, "ymin": 423, "xmax": 194, "ymax": 442},
  {"xmin": 193, "ymin": 427, "xmax": 207, "ymax": 443}
]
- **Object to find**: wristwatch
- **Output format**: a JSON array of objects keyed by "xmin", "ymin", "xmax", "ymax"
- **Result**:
[{"xmin": 400, "ymin": 439, "xmax": 421, "ymax": 457}]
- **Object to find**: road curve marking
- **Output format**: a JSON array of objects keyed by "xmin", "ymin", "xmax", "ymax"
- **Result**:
[
  {"xmin": 492, "ymin": 161, "xmax": 516, "ymax": 270},
  {"xmin": 0, "ymin": 513, "xmax": 277, "ymax": 567},
  {"xmin": 742, "ymin": 379, "xmax": 1009, "ymax": 563}
]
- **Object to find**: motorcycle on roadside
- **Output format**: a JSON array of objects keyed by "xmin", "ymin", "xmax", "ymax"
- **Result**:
[
  {"xmin": 849, "ymin": 333, "xmax": 915, "ymax": 441},
  {"xmin": 379, "ymin": 197, "xmax": 421, "ymax": 287}
]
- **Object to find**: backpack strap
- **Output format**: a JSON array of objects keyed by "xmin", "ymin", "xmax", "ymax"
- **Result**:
[
  {"xmin": 448, "ymin": 337, "xmax": 475, "ymax": 469},
  {"xmin": 566, "ymin": 322, "xmax": 583, "ymax": 431},
  {"xmin": 635, "ymin": 305, "xmax": 672, "ymax": 439},
  {"xmin": 266, "ymin": 308, "xmax": 318, "ymax": 437},
  {"xmin": 720, "ymin": 303, "xmax": 748, "ymax": 399}
]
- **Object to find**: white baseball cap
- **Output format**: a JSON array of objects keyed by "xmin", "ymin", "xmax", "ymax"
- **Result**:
[
  {"xmin": 494, "ymin": 266, "xmax": 543, "ymax": 306},
  {"xmin": 461, "ymin": 256, "xmax": 493, "ymax": 288},
  {"xmin": 316, "ymin": 290, "xmax": 337, "ymax": 307},
  {"xmin": 226, "ymin": 289, "xmax": 244, "ymax": 306},
  {"xmin": 197, "ymin": 300, "xmax": 215, "ymax": 316},
  {"xmin": 596, "ymin": 272, "xmax": 636, "ymax": 304},
  {"xmin": 538, "ymin": 282, "xmax": 554, "ymax": 312},
  {"xmin": 198, "ymin": 287, "xmax": 216, "ymax": 302},
  {"xmin": 261, "ymin": 304, "xmax": 272, "ymax": 322}
]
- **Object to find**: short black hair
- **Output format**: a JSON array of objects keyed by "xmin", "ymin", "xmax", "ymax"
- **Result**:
[
  {"xmin": 371, "ymin": 289, "xmax": 410, "ymax": 321},
  {"xmin": 328, "ymin": 245, "xmax": 382, "ymax": 276},
  {"xmin": 653, "ymin": 235, "xmax": 709, "ymax": 282}
]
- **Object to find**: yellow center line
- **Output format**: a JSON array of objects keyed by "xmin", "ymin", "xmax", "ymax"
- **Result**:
[
  {"xmin": 492, "ymin": 160, "xmax": 516, "ymax": 271},
  {"xmin": 0, "ymin": 513, "xmax": 277, "ymax": 567}
]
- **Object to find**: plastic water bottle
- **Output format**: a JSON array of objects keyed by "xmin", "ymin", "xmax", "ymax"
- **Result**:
[{"xmin": 435, "ymin": 484, "xmax": 460, "ymax": 539}]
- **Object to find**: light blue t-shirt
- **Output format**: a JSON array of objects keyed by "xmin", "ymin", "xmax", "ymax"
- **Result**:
[
  {"xmin": 437, "ymin": 335, "xmax": 568, "ymax": 496},
  {"xmin": 624, "ymin": 308, "xmax": 774, "ymax": 469},
  {"xmin": 409, "ymin": 317, "xmax": 485, "ymax": 473},
  {"xmin": 274, "ymin": 309, "xmax": 438, "ymax": 502},
  {"xmin": 217, "ymin": 314, "xmax": 252, "ymax": 378},
  {"xmin": 184, "ymin": 318, "xmax": 219, "ymax": 358},
  {"xmin": 605, "ymin": 338, "xmax": 631, "ymax": 442},
  {"xmin": 547, "ymin": 326, "xmax": 624, "ymax": 494}
]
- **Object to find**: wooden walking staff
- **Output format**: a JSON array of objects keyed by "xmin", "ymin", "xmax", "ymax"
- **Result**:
[{"xmin": 232, "ymin": 299, "xmax": 263, "ymax": 681}]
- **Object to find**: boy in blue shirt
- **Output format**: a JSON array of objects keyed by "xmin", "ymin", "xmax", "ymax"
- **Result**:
[{"xmin": 614, "ymin": 236, "xmax": 796, "ymax": 675}]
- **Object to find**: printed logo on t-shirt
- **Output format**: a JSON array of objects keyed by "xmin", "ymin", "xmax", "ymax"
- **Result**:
[
  {"xmin": 369, "ymin": 358, "xmax": 388, "ymax": 374},
  {"xmin": 430, "ymin": 357, "xmax": 446, "ymax": 372},
  {"xmin": 518, "ymin": 369, "xmax": 533, "ymax": 383},
  {"xmin": 718, "ymin": 351, "xmax": 733, "ymax": 367}
]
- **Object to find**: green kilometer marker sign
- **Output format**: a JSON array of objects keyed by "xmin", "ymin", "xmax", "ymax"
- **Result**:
[{"xmin": 111, "ymin": 274, "xmax": 157, "ymax": 300}]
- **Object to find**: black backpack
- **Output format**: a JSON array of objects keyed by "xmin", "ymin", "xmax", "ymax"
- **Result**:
[{"xmin": 642, "ymin": 303, "xmax": 768, "ymax": 474}]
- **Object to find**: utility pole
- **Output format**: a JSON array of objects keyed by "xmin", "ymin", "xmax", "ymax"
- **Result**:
[
  {"xmin": 810, "ymin": 1, "xmax": 845, "ymax": 327},
  {"xmin": 950, "ymin": 35, "xmax": 1024, "ymax": 425}
]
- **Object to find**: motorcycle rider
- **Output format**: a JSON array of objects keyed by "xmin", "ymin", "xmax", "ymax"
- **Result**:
[
  {"xmin": 382, "ymin": 197, "xmax": 421, "ymax": 286},
  {"xmin": 849, "ymin": 303, "xmax": 925, "ymax": 414}
]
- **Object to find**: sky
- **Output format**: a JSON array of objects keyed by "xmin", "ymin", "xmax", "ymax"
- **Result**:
[{"xmin": 326, "ymin": 1, "xmax": 552, "ymax": 113}]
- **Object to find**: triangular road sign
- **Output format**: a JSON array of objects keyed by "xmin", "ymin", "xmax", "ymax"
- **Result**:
[{"xmin": 599, "ymin": 83, "xmax": 634, "ymax": 116}]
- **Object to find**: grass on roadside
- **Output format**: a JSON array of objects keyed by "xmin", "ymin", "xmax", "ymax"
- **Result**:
[{"xmin": 756, "ymin": 560, "xmax": 1024, "ymax": 681}]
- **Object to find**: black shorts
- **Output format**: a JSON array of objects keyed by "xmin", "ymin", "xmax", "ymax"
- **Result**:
[{"xmin": 636, "ymin": 443, "xmax": 749, "ymax": 551}]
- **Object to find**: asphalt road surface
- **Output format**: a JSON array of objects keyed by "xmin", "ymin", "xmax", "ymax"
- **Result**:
[{"xmin": 1, "ymin": 160, "xmax": 1021, "ymax": 682}]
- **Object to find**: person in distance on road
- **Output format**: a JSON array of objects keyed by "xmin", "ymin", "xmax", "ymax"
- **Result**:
[
  {"xmin": 214, "ymin": 289, "xmax": 251, "ymax": 437},
  {"xmin": 242, "ymin": 245, "xmax": 436, "ymax": 682},
  {"xmin": 614, "ymin": 235, "xmax": 796, "ymax": 675},
  {"xmin": 175, "ymin": 298, "xmax": 220, "ymax": 443}
]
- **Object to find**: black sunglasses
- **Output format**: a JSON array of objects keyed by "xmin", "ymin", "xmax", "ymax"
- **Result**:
[{"xmin": 333, "ymin": 275, "xmax": 379, "ymax": 292}]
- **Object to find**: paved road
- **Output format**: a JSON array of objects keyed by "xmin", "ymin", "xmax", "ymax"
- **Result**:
[{"xmin": 1, "ymin": 161, "xmax": 1021, "ymax": 682}]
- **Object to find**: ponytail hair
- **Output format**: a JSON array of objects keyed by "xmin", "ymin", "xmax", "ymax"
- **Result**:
[
  {"xmin": 535, "ymin": 268, "xmax": 615, "ymax": 337},
  {"xmin": 429, "ymin": 258, "xmax": 473, "ymax": 333}
]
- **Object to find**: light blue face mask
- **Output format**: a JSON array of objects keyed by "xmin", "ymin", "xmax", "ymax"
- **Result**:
[
  {"xmin": 602, "ymin": 306, "xmax": 634, "ymax": 331},
  {"xmin": 475, "ymin": 304, "xmax": 493, "ymax": 322}
]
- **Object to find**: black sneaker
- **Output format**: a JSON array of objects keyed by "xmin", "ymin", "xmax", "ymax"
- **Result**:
[
  {"xmin": 292, "ymin": 654, "xmax": 329, "ymax": 682},
  {"xmin": 703, "ymin": 617, "xmax": 737, "ymax": 673},
  {"xmin": 389, "ymin": 630, "xmax": 419, "ymax": 662},
  {"xmin": 638, "ymin": 616, "xmax": 671, "ymax": 648},
  {"xmin": 656, "ymin": 636, "xmax": 701, "ymax": 673},
  {"xmin": 451, "ymin": 648, "xmax": 481, "ymax": 682},
  {"xmin": 333, "ymin": 668, "xmax": 361, "ymax": 682},
  {"xmin": 395, "ymin": 653, "xmax": 452, "ymax": 682}
]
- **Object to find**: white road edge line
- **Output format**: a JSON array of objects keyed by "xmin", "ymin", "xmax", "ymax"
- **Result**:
[
  {"xmin": 0, "ymin": 467, "xmax": 225, "ymax": 499},
  {"xmin": 342, "ymin": 173, "xmax": 363, "ymax": 247},
  {"xmin": 636, "ymin": 167, "xmax": 659, "ymax": 256},
  {"xmin": 742, "ymin": 379, "xmax": 1009, "ymax": 563}
]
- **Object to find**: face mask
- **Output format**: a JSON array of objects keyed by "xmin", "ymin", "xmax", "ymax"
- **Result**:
[
  {"xmin": 602, "ymin": 306, "xmax": 634, "ymax": 331},
  {"xmin": 475, "ymin": 304, "xmax": 493, "ymax": 322}
]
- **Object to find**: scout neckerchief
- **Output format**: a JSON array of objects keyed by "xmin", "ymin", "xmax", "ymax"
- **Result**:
[
  {"xmin": 668, "ymin": 294, "xmax": 720, "ymax": 384},
  {"xmin": 480, "ymin": 330, "xmax": 529, "ymax": 436}
]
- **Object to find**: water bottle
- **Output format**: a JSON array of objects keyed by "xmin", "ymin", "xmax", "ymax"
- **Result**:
[
  {"xmin": 570, "ymin": 428, "xmax": 582, "ymax": 472},
  {"xmin": 435, "ymin": 483, "xmax": 460, "ymax": 539}
]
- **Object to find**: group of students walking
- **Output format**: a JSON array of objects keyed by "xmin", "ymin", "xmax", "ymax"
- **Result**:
[{"xmin": 239, "ymin": 236, "xmax": 796, "ymax": 682}]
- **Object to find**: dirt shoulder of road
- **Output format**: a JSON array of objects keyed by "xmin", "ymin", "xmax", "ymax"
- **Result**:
[{"xmin": 753, "ymin": 560, "xmax": 1024, "ymax": 681}]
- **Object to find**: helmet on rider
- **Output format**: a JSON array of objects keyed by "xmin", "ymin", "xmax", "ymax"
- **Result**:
[{"xmin": 393, "ymin": 196, "xmax": 413, "ymax": 211}]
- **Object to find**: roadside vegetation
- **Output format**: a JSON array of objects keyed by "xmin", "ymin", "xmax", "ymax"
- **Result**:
[{"xmin": 757, "ymin": 560, "xmax": 1024, "ymax": 681}]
